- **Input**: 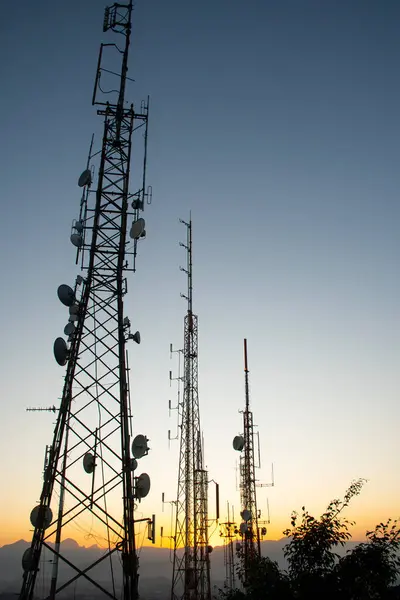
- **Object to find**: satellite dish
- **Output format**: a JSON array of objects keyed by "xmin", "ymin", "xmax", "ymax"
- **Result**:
[
  {"xmin": 233, "ymin": 435, "xmax": 245, "ymax": 452},
  {"xmin": 239, "ymin": 522, "xmax": 248, "ymax": 535},
  {"xmin": 30, "ymin": 505, "xmax": 53, "ymax": 529},
  {"xmin": 78, "ymin": 169, "xmax": 92, "ymax": 187},
  {"xmin": 135, "ymin": 473, "xmax": 151, "ymax": 499},
  {"xmin": 131, "ymin": 434, "xmax": 149, "ymax": 459},
  {"xmin": 64, "ymin": 322, "xmax": 75, "ymax": 336},
  {"xmin": 57, "ymin": 284, "xmax": 75, "ymax": 307},
  {"xmin": 70, "ymin": 232, "xmax": 83, "ymax": 248},
  {"xmin": 22, "ymin": 548, "xmax": 34, "ymax": 572},
  {"xmin": 129, "ymin": 218, "xmax": 145, "ymax": 240},
  {"xmin": 54, "ymin": 338, "xmax": 68, "ymax": 366},
  {"xmin": 130, "ymin": 458, "xmax": 138, "ymax": 471},
  {"xmin": 69, "ymin": 304, "xmax": 79, "ymax": 316},
  {"xmin": 207, "ymin": 545, "xmax": 213, "ymax": 554},
  {"xmin": 241, "ymin": 509, "xmax": 252, "ymax": 522},
  {"xmin": 75, "ymin": 220, "xmax": 84, "ymax": 233},
  {"xmin": 83, "ymin": 453, "xmax": 95, "ymax": 474},
  {"xmin": 131, "ymin": 331, "xmax": 141, "ymax": 344}
]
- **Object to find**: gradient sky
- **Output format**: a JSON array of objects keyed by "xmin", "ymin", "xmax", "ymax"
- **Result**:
[{"xmin": 0, "ymin": 0, "xmax": 399, "ymax": 550}]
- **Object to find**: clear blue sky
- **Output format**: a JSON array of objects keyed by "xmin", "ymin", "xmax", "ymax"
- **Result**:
[{"xmin": 0, "ymin": 0, "xmax": 399, "ymax": 545}]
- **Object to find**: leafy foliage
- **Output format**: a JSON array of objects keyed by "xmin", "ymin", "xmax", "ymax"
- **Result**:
[{"xmin": 218, "ymin": 479, "xmax": 400, "ymax": 600}]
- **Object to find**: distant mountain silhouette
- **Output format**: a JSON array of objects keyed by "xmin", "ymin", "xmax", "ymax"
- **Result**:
[{"xmin": 0, "ymin": 537, "xmax": 360, "ymax": 599}]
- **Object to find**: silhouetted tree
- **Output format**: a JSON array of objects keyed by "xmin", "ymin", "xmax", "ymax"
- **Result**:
[{"xmin": 218, "ymin": 478, "xmax": 400, "ymax": 600}]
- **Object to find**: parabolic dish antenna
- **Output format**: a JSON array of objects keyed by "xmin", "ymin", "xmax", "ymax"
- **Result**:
[
  {"xmin": 130, "ymin": 458, "xmax": 138, "ymax": 471},
  {"xmin": 78, "ymin": 169, "xmax": 92, "ymax": 188},
  {"xmin": 22, "ymin": 548, "xmax": 34, "ymax": 572},
  {"xmin": 130, "ymin": 218, "xmax": 145, "ymax": 240},
  {"xmin": 30, "ymin": 505, "xmax": 53, "ymax": 529},
  {"xmin": 239, "ymin": 522, "xmax": 248, "ymax": 535},
  {"xmin": 207, "ymin": 545, "xmax": 213, "ymax": 554},
  {"xmin": 54, "ymin": 338, "xmax": 68, "ymax": 366},
  {"xmin": 241, "ymin": 509, "xmax": 252, "ymax": 522},
  {"xmin": 69, "ymin": 304, "xmax": 79, "ymax": 316},
  {"xmin": 70, "ymin": 232, "xmax": 83, "ymax": 248},
  {"xmin": 64, "ymin": 322, "xmax": 75, "ymax": 336},
  {"xmin": 131, "ymin": 434, "xmax": 149, "ymax": 459},
  {"xmin": 83, "ymin": 453, "xmax": 95, "ymax": 474},
  {"xmin": 135, "ymin": 473, "xmax": 151, "ymax": 499},
  {"xmin": 75, "ymin": 220, "xmax": 84, "ymax": 233},
  {"xmin": 57, "ymin": 284, "xmax": 75, "ymax": 307},
  {"xmin": 233, "ymin": 435, "xmax": 245, "ymax": 452}
]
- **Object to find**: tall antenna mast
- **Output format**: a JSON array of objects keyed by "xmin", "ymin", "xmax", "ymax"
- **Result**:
[
  {"xmin": 233, "ymin": 339, "xmax": 260, "ymax": 585},
  {"xmin": 170, "ymin": 218, "xmax": 211, "ymax": 600},
  {"xmin": 19, "ymin": 3, "xmax": 154, "ymax": 600}
]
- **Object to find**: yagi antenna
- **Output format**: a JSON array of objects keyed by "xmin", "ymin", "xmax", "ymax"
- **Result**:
[{"xmin": 26, "ymin": 406, "xmax": 57, "ymax": 414}]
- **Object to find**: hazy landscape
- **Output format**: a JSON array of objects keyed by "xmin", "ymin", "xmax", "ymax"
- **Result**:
[{"xmin": 0, "ymin": 537, "xmax": 364, "ymax": 600}]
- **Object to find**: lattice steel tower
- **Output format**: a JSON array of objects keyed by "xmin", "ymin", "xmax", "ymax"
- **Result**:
[
  {"xmin": 233, "ymin": 340, "xmax": 260, "ymax": 584},
  {"xmin": 19, "ymin": 3, "xmax": 154, "ymax": 600},
  {"xmin": 170, "ymin": 218, "xmax": 211, "ymax": 600}
]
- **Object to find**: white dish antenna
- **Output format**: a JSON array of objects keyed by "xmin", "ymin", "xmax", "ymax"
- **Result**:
[
  {"xmin": 135, "ymin": 473, "xmax": 151, "ymax": 499},
  {"xmin": 22, "ymin": 548, "xmax": 34, "ymax": 572},
  {"xmin": 64, "ymin": 322, "xmax": 75, "ymax": 336},
  {"xmin": 129, "ymin": 218, "xmax": 145, "ymax": 240},
  {"xmin": 130, "ymin": 458, "xmax": 138, "ymax": 471},
  {"xmin": 54, "ymin": 338, "xmax": 68, "ymax": 366},
  {"xmin": 241, "ymin": 509, "xmax": 252, "ymax": 522},
  {"xmin": 78, "ymin": 169, "xmax": 92, "ymax": 187},
  {"xmin": 131, "ymin": 434, "xmax": 149, "ymax": 459},
  {"xmin": 57, "ymin": 284, "xmax": 75, "ymax": 307},
  {"xmin": 30, "ymin": 505, "xmax": 53, "ymax": 529},
  {"xmin": 83, "ymin": 453, "xmax": 95, "ymax": 474},
  {"xmin": 239, "ymin": 522, "xmax": 248, "ymax": 535},
  {"xmin": 233, "ymin": 435, "xmax": 245, "ymax": 451}
]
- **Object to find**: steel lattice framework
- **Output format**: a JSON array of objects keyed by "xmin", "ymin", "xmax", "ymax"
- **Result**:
[
  {"xmin": 171, "ymin": 219, "xmax": 211, "ymax": 600},
  {"xmin": 239, "ymin": 339, "xmax": 261, "ymax": 583},
  {"xmin": 19, "ymin": 4, "xmax": 152, "ymax": 600}
]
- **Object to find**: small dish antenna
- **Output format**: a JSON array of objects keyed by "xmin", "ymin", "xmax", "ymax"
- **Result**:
[
  {"xmin": 64, "ymin": 322, "xmax": 75, "ymax": 336},
  {"xmin": 129, "ymin": 331, "xmax": 141, "ymax": 344},
  {"xmin": 22, "ymin": 548, "xmax": 34, "ymax": 572},
  {"xmin": 74, "ymin": 220, "xmax": 84, "ymax": 233},
  {"xmin": 130, "ymin": 458, "xmax": 138, "ymax": 471},
  {"xmin": 83, "ymin": 452, "xmax": 95, "ymax": 474},
  {"xmin": 54, "ymin": 338, "xmax": 69, "ymax": 366},
  {"xmin": 131, "ymin": 434, "xmax": 149, "ymax": 459},
  {"xmin": 30, "ymin": 505, "xmax": 53, "ymax": 529},
  {"xmin": 69, "ymin": 304, "xmax": 79, "ymax": 316},
  {"xmin": 135, "ymin": 473, "xmax": 151, "ymax": 499},
  {"xmin": 130, "ymin": 218, "xmax": 145, "ymax": 240},
  {"xmin": 78, "ymin": 169, "xmax": 92, "ymax": 187},
  {"xmin": 241, "ymin": 509, "xmax": 252, "ymax": 522},
  {"xmin": 233, "ymin": 435, "xmax": 245, "ymax": 451},
  {"xmin": 57, "ymin": 284, "xmax": 75, "ymax": 307},
  {"xmin": 239, "ymin": 522, "xmax": 248, "ymax": 534},
  {"xmin": 70, "ymin": 232, "xmax": 83, "ymax": 248}
]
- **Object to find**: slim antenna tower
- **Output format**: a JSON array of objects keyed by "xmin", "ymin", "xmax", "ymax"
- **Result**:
[
  {"xmin": 19, "ymin": 3, "xmax": 154, "ymax": 600},
  {"xmin": 233, "ymin": 339, "xmax": 260, "ymax": 585},
  {"xmin": 219, "ymin": 503, "xmax": 236, "ymax": 591},
  {"xmin": 170, "ymin": 218, "xmax": 211, "ymax": 600}
]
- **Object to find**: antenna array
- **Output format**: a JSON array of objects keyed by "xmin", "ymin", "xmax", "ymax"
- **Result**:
[
  {"xmin": 232, "ymin": 339, "xmax": 274, "ymax": 586},
  {"xmin": 169, "ymin": 218, "xmax": 212, "ymax": 600},
  {"xmin": 19, "ymin": 3, "xmax": 154, "ymax": 600}
]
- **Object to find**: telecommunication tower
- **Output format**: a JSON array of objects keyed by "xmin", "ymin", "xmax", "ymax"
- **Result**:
[
  {"xmin": 19, "ymin": 3, "xmax": 154, "ymax": 600},
  {"xmin": 219, "ymin": 503, "xmax": 236, "ymax": 591},
  {"xmin": 169, "ymin": 218, "xmax": 211, "ymax": 600},
  {"xmin": 232, "ymin": 339, "xmax": 273, "ymax": 585}
]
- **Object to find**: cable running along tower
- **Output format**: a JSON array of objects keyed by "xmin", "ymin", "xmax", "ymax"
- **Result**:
[
  {"xmin": 20, "ymin": 3, "xmax": 153, "ymax": 600},
  {"xmin": 170, "ymin": 219, "xmax": 211, "ymax": 600}
]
